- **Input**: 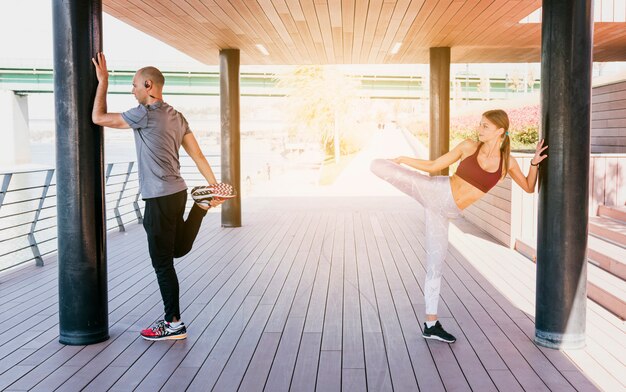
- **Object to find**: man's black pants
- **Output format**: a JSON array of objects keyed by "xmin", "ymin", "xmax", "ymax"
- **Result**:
[{"xmin": 142, "ymin": 189, "xmax": 207, "ymax": 322}]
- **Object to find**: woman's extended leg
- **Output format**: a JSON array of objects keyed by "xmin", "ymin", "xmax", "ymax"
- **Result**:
[
  {"xmin": 423, "ymin": 207, "xmax": 449, "ymax": 317},
  {"xmin": 371, "ymin": 158, "xmax": 451, "ymax": 311},
  {"xmin": 370, "ymin": 159, "xmax": 431, "ymax": 206}
]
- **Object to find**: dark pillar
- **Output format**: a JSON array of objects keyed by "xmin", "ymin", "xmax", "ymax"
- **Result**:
[
  {"xmin": 53, "ymin": 0, "xmax": 108, "ymax": 345},
  {"xmin": 220, "ymin": 49, "xmax": 241, "ymax": 227},
  {"xmin": 535, "ymin": 0, "xmax": 593, "ymax": 349},
  {"xmin": 429, "ymin": 47, "xmax": 450, "ymax": 176}
]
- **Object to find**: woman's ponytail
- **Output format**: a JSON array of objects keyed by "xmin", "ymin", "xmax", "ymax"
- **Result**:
[{"xmin": 482, "ymin": 109, "xmax": 510, "ymax": 179}]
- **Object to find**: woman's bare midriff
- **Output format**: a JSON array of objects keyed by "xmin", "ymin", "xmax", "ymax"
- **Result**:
[{"xmin": 449, "ymin": 174, "xmax": 487, "ymax": 210}]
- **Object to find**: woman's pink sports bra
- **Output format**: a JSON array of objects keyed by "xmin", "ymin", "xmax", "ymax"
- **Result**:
[{"xmin": 455, "ymin": 143, "xmax": 503, "ymax": 193}]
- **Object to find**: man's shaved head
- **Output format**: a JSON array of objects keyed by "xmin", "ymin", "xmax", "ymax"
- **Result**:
[{"xmin": 137, "ymin": 66, "xmax": 165, "ymax": 87}]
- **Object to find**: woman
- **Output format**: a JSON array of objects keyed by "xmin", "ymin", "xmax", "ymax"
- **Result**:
[{"xmin": 370, "ymin": 109, "xmax": 548, "ymax": 343}]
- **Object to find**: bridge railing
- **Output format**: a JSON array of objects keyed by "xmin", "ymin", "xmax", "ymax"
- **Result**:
[{"xmin": 0, "ymin": 155, "xmax": 220, "ymax": 272}]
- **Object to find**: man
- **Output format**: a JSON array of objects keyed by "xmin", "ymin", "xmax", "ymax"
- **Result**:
[{"xmin": 92, "ymin": 52, "xmax": 227, "ymax": 341}]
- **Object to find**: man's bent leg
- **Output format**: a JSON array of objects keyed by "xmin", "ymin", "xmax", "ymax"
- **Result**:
[{"xmin": 174, "ymin": 201, "xmax": 208, "ymax": 258}]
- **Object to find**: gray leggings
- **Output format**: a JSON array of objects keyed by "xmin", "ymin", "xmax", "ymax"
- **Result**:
[{"xmin": 370, "ymin": 159, "xmax": 461, "ymax": 315}]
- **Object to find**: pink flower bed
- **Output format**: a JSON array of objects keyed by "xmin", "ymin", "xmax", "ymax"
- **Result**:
[{"xmin": 451, "ymin": 105, "xmax": 540, "ymax": 148}]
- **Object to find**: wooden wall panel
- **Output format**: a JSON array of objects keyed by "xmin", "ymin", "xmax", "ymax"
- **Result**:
[
  {"xmin": 592, "ymin": 80, "xmax": 626, "ymax": 153},
  {"xmin": 471, "ymin": 154, "xmax": 626, "ymax": 248},
  {"xmin": 463, "ymin": 178, "xmax": 513, "ymax": 247}
]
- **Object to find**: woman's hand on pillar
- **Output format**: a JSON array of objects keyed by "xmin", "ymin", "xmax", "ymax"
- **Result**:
[{"xmin": 531, "ymin": 139, "xmax": 548, "ymax": 166}]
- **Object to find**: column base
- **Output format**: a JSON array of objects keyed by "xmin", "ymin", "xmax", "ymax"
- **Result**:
[
  {"xmin": 60, "ymin": 330, "xmax": 109, "ymax": 346},
  {"xmin": 535, "ymin": 329, "xmax": 585, "ymax": 349}
]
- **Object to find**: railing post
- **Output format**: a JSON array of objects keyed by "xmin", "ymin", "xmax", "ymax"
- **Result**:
[
  {"xmin": 0, "ymin": 173, "xmax": 12, "ymax": 209},
  {"xmin": 28, "ymin": 169, "xmax": 55, "ymax": 266},
  {"xmin": 105, "ymin": 163, "xmax": 113, "ymax": 181},
  {"xmin": 104, "ymin": 163, "xmax": 115, "ymax": 231},
  {"xmin": 113, "ymin": 162, "xmax": 133, "ymax": 232},
  {"xmin": 131, "ymin": 162, "xmax": 143, "ymax": 224}
]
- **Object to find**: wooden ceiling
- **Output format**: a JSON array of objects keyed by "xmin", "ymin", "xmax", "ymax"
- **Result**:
[{"xmin": 103, "ymin": 0, "xmax": 626, "ymax": 65}]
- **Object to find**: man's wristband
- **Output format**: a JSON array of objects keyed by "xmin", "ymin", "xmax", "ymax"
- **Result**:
[{"xmin": 530, "ymin": 161, "xmax": 539, "ymax": 167}]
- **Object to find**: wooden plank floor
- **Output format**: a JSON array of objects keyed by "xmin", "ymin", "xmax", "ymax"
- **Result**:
[{"xmin": 0, "ymin": 196, "xmax": 621, "ymax": 391}]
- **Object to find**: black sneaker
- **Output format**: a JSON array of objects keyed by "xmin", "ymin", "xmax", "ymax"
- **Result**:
[
  {"xmin": 422, "ymin": 321, "xmax": 456, "ymax": 343},
  {"xmin": 140, "ymin": 320, "xmax": 187, "ymax": 341}
]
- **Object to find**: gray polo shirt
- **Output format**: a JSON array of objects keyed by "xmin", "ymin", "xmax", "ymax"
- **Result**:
[{"xmin": 121, "ymin": 101, "xmax": 190, "ymax": 199}]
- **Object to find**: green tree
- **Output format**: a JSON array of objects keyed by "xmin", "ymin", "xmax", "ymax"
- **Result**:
[{"xmin": 277, "ymin": 66, "xmax": 359, "ymax": 162}]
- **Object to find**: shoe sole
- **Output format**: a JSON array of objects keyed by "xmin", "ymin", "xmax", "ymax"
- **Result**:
[
  {"xmin": 192, "ymin": 193, "xmax": 237, "ymax": 199},
  {"xmin": 141, "ymin": 333, "xmax": 187, "ymax": 341},
  {"xmin": 422, "ymin": 333, "xmax": 456, "ymax": 343},
  {"xmin": 191, "ymin": 185, "xmax": 235, "ymax": 197}
]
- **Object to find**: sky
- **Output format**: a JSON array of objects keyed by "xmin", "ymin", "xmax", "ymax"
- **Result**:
[{"xmin": 0, "ymin": 0, "xmax": 210, "ymax": 71}]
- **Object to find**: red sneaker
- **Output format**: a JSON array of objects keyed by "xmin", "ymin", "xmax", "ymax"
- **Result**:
[{"xmin": 140, "ymin": 320, "xmax": 187, "ymax": 341}]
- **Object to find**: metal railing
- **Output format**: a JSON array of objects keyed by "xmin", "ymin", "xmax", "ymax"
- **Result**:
[
  {"xmin": 0, "ymin": 155, "xmax": 220, "ymax": 272},
  {"xmin": 105, "ymin": 161, "xmax": 143, "ymax": 231}
]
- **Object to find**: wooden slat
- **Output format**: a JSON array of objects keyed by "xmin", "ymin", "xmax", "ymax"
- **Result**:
[
  {"xmin": 320, "ymin": 212, "xmax": 345, "ymax": 351},
  {"xmin": 270, "ymin": 0, "xmax": 313, "ymax": 62},
  {"xmin": 460, "ymin": 0, "xmax": 526, "ymax": 46},
  {"xmin": 341, "ymin": 213, "xmax": 366, "ymax": 376},
  {"xmin": 408, "ymin": 0, "xmax": 467, "ymax": 57},
  {"xmin": 592, "ymin": 98, "xmax": 626, "ymax": 112},
  {"xmin": 374, "ymin": 211, "xmax": 451, "ymax": 391},
  {"xmin": 592, "ymin": 89, "xmax": 626, "ymax": 104},
  {"xmin": 592, "ymin": 80, "xmax": 626, "ymax": 153},
  {"xmin": 299, "ymin": 0, "xmax": 328, "ymax": 62},
  {"xmin": 256, "ymin": 0, "xmax": 299, "ymax": 63},
  {"xmin": 383, "ymin": 0, "xmax": 427, "ymax": 63},
  {"xmin": 358, "ymin": 0, "xmax": 383, "ymax": 63},
  {"xmin": 362, "ymin": 214, "xmax": 419, "ymax": 391},
  {"xmin": 314, "ymin": 0, "xmax": 336, "ymax": 63},
  {"xmin": 316, "ymin": 350, "xmax": 342, "ymax": 391},
  {"xmin": 283, "ymin": 0, "xmax": 319, "ymax": 62},
  {"xmin": 328, "ymin": 0, "xmax": 344, "ymax": 63},
  {"xmin": 353, "ymin": 212, "xmax": 393, "ymax": 390},
  {"xmin": 341, "ymin": 0, "xmax": 356, "ymax": 63},
  {"xmin": 397, "ymin": 0, "xmax": 439, "ymax": 63},
  {"xmin": 377, "ymin": 0, "xmax": 412, "ymax": 63},
  {"xmin": 429, "ymin": 0, "xmax": 477, "ymax": 47},
  {"xmin": 469, "ymin": 1, "xmax": 541, "ymax": 47},
  {"xmin": 438, "ymin": 0, "xmax": 493, "ymax": 47},
  {"xmin": 263, "ymin": 214, "xmax": 329, "ymax": 390},
  {"xmin": 367, "ymin": 0, "xmax": 396, "ymax": 63}
]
